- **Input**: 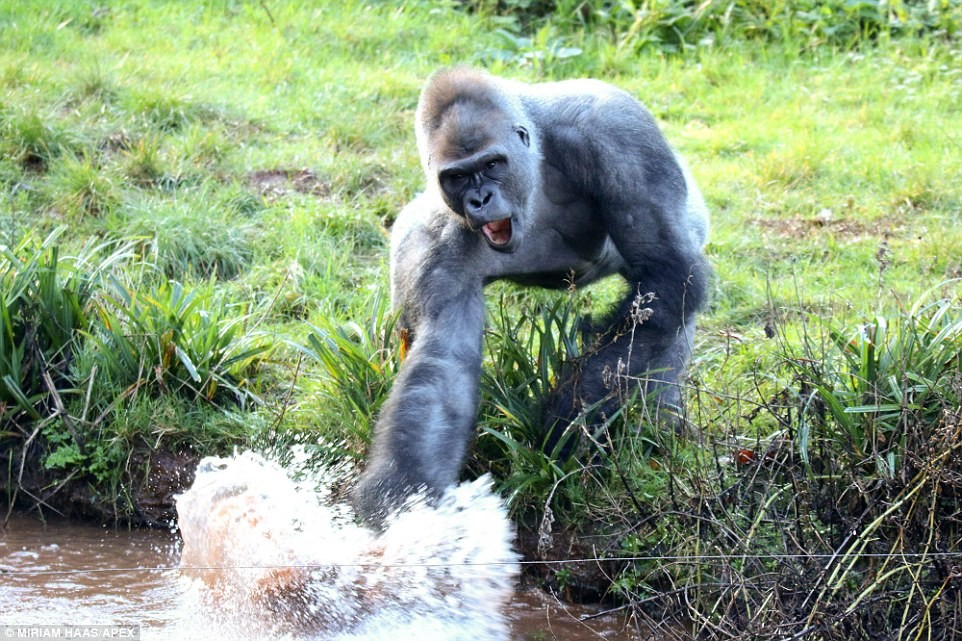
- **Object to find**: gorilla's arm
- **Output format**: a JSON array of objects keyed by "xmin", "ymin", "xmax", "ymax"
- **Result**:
[{"xmin": 353, "ymin": 203, "xmax": 486, "ymax": 524}]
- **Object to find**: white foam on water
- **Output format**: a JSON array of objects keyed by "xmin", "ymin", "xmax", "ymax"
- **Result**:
[{"xmin": 173, "ymin": 452, "xmax": 519, "ymax": 641}]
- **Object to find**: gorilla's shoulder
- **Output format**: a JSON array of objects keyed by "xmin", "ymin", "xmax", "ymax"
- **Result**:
[
  {"xmin": 534, "ymin": 77, "xmax": 622, "ymax": 95},
  {"xmin": 519, "ymin": 78, "xmax": 646, "ymax": 131},
  {"xmin": 394, "ymin": 193, "xmax": 456, "ymax": 240},
  {"xmin": 392, "ymin": 192, "xmax": 478, "ymax": 255}
]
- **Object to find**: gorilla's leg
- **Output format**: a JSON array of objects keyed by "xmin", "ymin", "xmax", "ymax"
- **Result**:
[{"xmin": 543, "ymin": 257, "xmax": 708, "ymax": 454}]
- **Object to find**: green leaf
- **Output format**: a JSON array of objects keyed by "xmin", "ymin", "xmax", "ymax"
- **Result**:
[{"xmin": 175, "ymin": 345, "xmax": 201, "ymax": 382}]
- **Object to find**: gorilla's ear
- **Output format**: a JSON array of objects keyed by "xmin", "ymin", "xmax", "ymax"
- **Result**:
[{"xmin": 514, "ymin": 126, "xmax": 530, "ymax": 148}]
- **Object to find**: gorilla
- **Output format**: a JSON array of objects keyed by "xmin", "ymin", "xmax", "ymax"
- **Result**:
[{"xmin": 353, "ymin": 68, "xmax": 710, "ymax": 524}]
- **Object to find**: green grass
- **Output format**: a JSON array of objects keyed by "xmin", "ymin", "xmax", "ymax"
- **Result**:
[{"xmin": 2, "ymin": 1, "xmax": 962, "ymax": 638}]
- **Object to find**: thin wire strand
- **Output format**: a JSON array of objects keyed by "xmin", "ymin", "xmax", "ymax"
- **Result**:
[{"xmin": 5, "ymin": 550, "xmax": 962, "ymax": 577}]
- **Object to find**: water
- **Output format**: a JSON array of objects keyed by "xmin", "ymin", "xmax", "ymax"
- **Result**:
[{"xmin": 1, "ymin": 453, "xmax": 649, "ymax": 640}]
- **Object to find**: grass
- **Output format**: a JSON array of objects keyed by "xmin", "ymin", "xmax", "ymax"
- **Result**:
[{"xmin": 1, "ymin": 0, "xmax": 962, "ymax": 638}]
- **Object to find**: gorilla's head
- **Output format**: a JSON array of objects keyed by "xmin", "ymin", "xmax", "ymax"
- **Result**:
[{"xmin": 416, "ymin": 69, "xmax": 540, "ymax": 253}]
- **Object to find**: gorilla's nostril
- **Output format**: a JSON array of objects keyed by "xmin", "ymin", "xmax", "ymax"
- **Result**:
[{"xmin": 468, "ymin": 193, "xmax": 489, "ymax": 211}]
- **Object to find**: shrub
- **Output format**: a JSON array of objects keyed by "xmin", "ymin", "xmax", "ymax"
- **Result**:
[{"xmin": 471, "ymin": 0, "xmax": 962, "ymax": 52}]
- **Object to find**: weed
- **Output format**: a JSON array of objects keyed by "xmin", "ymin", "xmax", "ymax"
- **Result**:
[
  {"xmin": 126, "ymin": 90, "xmax": 202, "ymax": 134},
  {"xmin": 296, "ymin": 294, "xmax": 401, "ymax": 453},
  {"xmin": 473, "ymin": 293, "xmax": 585, "ymax": 512},
  {"xmin": 67, "ymin": 64, "xmax": 120, "ymax": 106},
  {"xmin": 82, "ymin": 276, "xmax": 269, "ymax": 408},
  {"xmin": 483, "ymin": 26, "xmax": 584, "ymax": 73},
  {"xmin": 45, "ymin": 153, "xmax": 120, "ymax": 219},
  {"xmin": 0, "ymin": 230, "xmax": 129, "ymax": 431},
  {"xmin": 120, "ymin": 135, "xmax": 166, "ymax": 187},
  {"xmin": 117, "ymin": 196, "xmax": 257, "ymax": 280},
  {"xmin": 798, "ymin": 288, "xmax": 962, "ymax": 478},
  {"xmin": 0, "ymin": 108, "xmax": 78, "ymax": 171}
]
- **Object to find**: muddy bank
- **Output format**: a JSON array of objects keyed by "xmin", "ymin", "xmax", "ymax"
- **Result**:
[
  {"xmin": 513, "ymin": 522, "xmax": 621, "ymax": 603},
  {"xmin": 2, "ymin": 445, "xmax": 201, "ymax": 527}
]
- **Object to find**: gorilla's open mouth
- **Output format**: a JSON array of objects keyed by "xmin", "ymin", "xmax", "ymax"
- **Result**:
[{"xmin": 482, "ymin": 218, "xmax": 512, "ymax": 247}]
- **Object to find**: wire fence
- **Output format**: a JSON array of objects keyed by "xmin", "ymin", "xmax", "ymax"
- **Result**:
[{"xmin": 5, "ymin": 550, "xmax": 962, "ymax": 575}]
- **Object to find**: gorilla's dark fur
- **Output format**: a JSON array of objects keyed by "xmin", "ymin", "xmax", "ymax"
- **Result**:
[{"xmin": 354, "ymin": 69, "xmax": 710, "ymax": 524}]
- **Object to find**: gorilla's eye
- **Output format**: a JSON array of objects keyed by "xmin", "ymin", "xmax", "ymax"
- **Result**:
[
  {"xmin": 486, "ymin": 161, "xmax": 499, "ymax": 170},
  {"xmin": 515, "ymin": 126, "xmax": 530, "ymax": 147}
]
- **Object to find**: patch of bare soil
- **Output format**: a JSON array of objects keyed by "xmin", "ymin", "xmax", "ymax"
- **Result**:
[
  {"xmin": 752, "ymin": 211, "xmax": 904, "ymax": 241},
  {"xmin": 248, "ymin": 168, "xmax": 329, "ymax": 199}
]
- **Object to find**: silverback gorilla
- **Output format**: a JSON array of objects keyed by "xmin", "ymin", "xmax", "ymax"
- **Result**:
[{"xmin": 354, "ymin": 68, "xmax": 710, "ymax": 524}]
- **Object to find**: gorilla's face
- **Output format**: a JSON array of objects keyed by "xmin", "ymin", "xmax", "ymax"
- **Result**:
[{"xmin": 431, "ymin": 103, "xmax": 536, "ymax": 253}]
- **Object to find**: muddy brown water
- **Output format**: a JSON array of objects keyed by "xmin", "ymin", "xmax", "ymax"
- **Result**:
[{"xmin": 0, "ymin": 516, "xmax": 652, "ymax": 640}]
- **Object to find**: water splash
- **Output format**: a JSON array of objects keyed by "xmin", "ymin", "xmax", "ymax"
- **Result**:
[{"xmin": 175, "ymin": 452, "xmax": 519, "ymax": 640}]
